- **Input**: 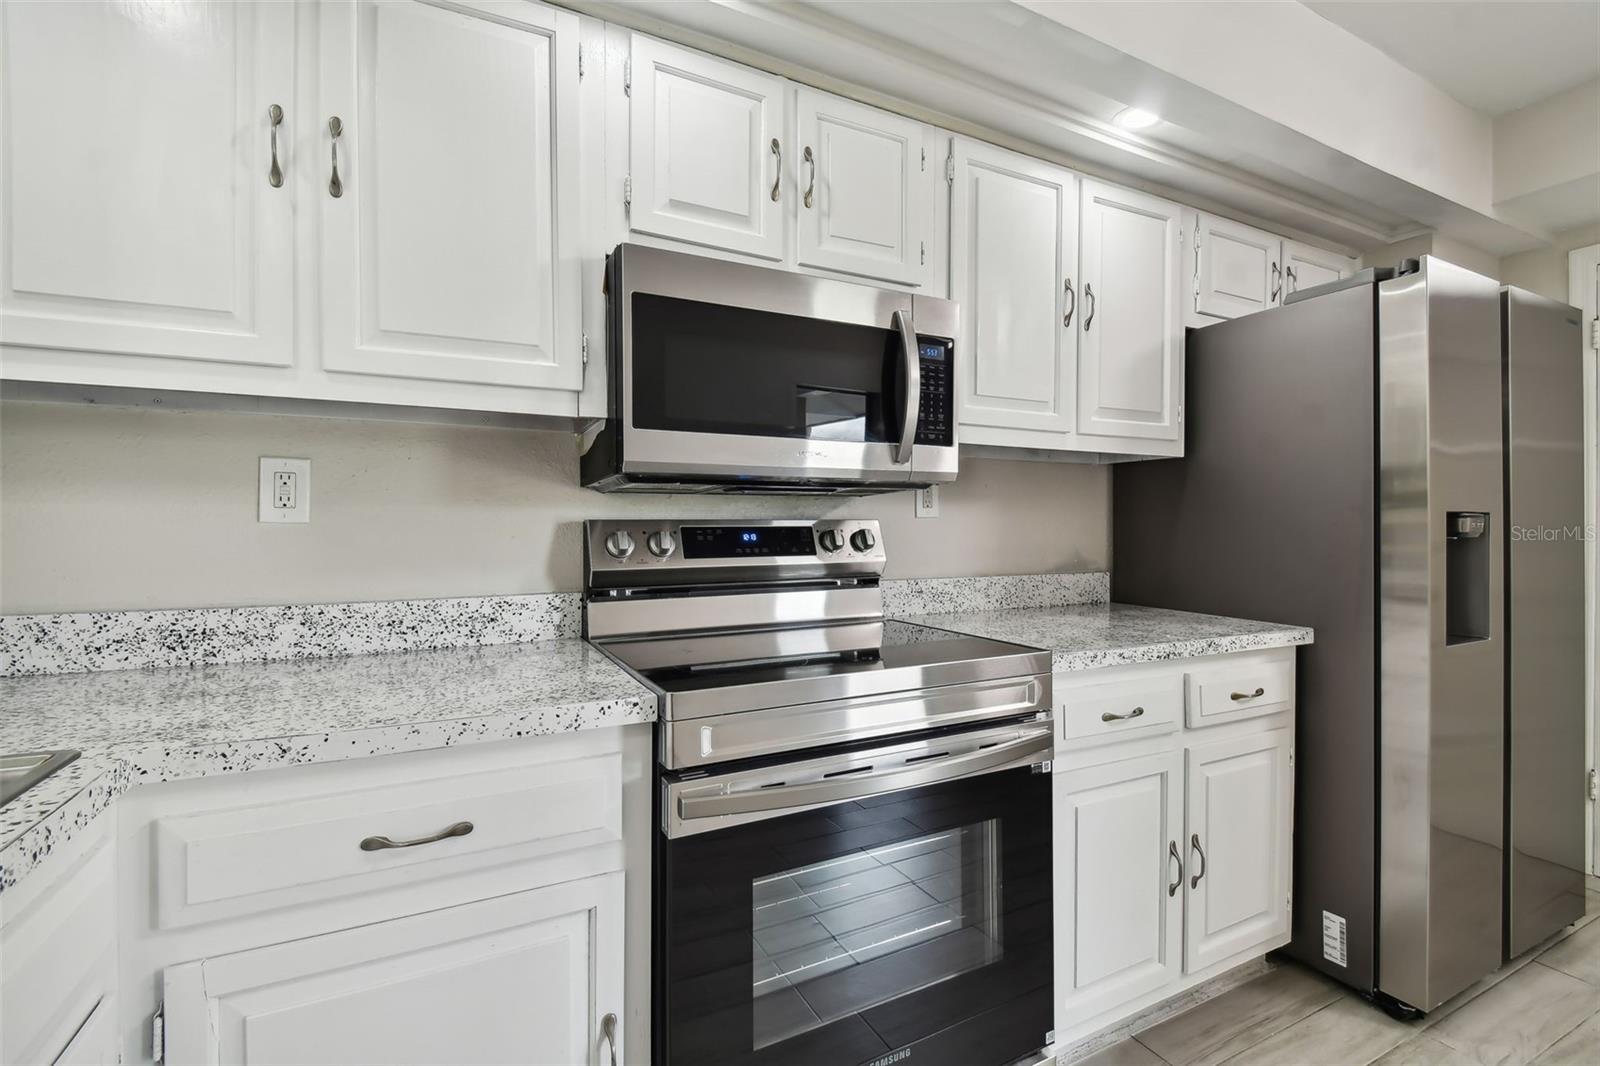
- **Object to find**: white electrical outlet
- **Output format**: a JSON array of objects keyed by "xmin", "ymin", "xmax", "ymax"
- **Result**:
[
  {"xmin": 259, "ymin": 457, "xmax": 311, "ymax": 523},
  {"xmin": 915, "ymin": 484, "xmax": 940, "ymax": 518}
]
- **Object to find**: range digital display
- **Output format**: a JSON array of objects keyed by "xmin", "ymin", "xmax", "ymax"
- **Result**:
[{"xmin": 682, "ymin": 525, "xmax": 816, "ymax": 559}]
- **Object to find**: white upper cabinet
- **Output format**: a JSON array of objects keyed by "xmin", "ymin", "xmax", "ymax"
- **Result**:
[
  {"xmin": 627, "ymin": 35, "xmax": 786, "ymax": 261},
  {"xmin": 161, "ymin": 873, "xmax": 624, "ymax": 1066},
  {"xmin": 1056, "ymin": 749, "xmax": 1184, "ymax": 1030},
  {"xmin": 0, "ymin": 0, "xmax": 295, "ymax": 368},
  {"xmin": 318, "ymin": 0, "xmax": 582, "ymax": 392},
  {"xmin": 951, "ymin": 139, "xmax": 1078, "ymax": 438},
  {"xmin": 1183, "ymin": 728, "xmax": 1293, "ymax": 974},
  {"xmin": 1078, "ymin": 180, "xmax": 1184, "ymax": 441},
  {"xmin": 793, "ymin": 88, "xmax": 928, "ymax": 287},
  {"xmin": 1283, "ymin": 238, "xmax": 1357, "ymax": 298},
  {"xmin": 1194, "ymin": 214, "xmax": 1282, "ymax": 320}
]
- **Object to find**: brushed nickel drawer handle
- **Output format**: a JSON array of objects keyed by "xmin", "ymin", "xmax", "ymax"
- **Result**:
[
  {"xmin": 328, "ymin": 116, "xmax": 344, "ymax": 198},
  {"xmin": 1168, "ymin": 839, "xmax": 1183, "ymax": 897},
  {"xmin": 359, "ymin": 821, "xmax": 473, "ymax": 851},
  {"xmin": 1190, "ymin": 833, "xmax": 1207, "ymax": 888},
  {"xmin": 1231, "ymin": 687, "xmax": 1266, "ymax": 701},
  {"xmin": 267, "ymin": 104, "xmax": 284, "ymax": 188},
  {"xmin": 770, "ymin": 138, "xmax": 781, "ymax": 202},
  {"xmin": 601, "ymin": 1012, "xmax": 618, "ymax": 1066},
  {"xmin": 1101, "ymin": 706, "xmax": 1145, "ymax": 722}
]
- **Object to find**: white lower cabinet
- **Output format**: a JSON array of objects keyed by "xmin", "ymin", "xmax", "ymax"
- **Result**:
[
  {"xmin": 1183, "ymin": 728, "xmax": 1293, "ymax": 974},
  {"xmin": 161, "ymin": 873, "xmax": 623, "ymax": 1066},
  {"xmin": 1053, "ymin": 650, "xmax": 1296, "ymax": 1045},
  {"xmin": 1055, "ymin": 750, "xmax": 1184, "ymax": 1030}
]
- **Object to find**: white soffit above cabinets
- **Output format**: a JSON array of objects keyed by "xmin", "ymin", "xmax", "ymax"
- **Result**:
[{"xmin": 566, "ymin": 0, "xmax": 1588, "ymax": 255}]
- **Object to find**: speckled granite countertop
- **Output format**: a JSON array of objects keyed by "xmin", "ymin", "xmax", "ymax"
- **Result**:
[
  {"xmin": 0, "ymin": 638, "xmax": 655, "ymax": 892},
  {"xmin": 902, "ymin": 603, "xmax": 1312, "ymax": 672}
]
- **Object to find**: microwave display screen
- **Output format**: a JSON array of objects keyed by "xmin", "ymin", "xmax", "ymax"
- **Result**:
[
  {"xmin": 919, "ymin": 343, "xmax": 946, "ymax": 361},
  {"xmin": 682, "ymin": 525, "xmax": 817, "ymax": 559}
]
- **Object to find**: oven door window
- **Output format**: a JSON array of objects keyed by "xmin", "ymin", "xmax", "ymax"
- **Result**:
[
  {"xmin": 658, "ymin": 767, "xmax": 1051, "ymax": 1066},
  {"xmin": 753, "ymin": 820, "xmax": 1004, "ymax": 1050},
  {"xmin": 629, "ymin": 293, "xmax": 907, "ymax": 444}
]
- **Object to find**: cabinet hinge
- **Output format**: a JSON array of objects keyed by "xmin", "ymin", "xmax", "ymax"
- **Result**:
[
  {"xmin": 1178, "ymin": 403, "xmax": 1184, "ymax": 424},
  {"xmin": 1588, "ymin": 768, "xmax": 1596, "ymax": 801},
  {"xmin": 623, "ymin": 175, "xmax": 632, "ymax": 215},
  {"xmin": 1590, "ymin": 319, "xmax": 1598, "ymax": 351},
  {"xmin": 920, "ymin": 146, "xmax": 926, "ymax": 172},
  {"xmin": 623, "ymin": 57, "xmax": 631, "ymax": 96},
  {"xmin": 582, "ymin": 332, "xmax": 590, "ymax": 366},
  {"xmin": 151, "ymin": 1004, "xmax": 166, "ymax": 1063},
  {"xmin": 920, "ymin": 241, "xmax": 926, "ymax": 266},
  {"xmin": 945, "ymin": 152, "xmax": 954, "ymax": 184},
  {"xmin": 578, "ymin": 46, "xmax": 584, "ymax": 80}
]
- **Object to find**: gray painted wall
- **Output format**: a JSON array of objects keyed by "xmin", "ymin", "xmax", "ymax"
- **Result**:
[{"xmin": 0, "ymin": 401, "xmax": 1110, "ymax": 613}]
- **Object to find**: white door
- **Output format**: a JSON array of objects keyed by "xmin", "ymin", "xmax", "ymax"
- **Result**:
[
  {"xmin": 1194, "ymin": 214, "xmax": 1282, "ymax": 320},
  {"xmin": 1184, "ymin": 728, "xmax": 1293, "ymax": 974},
  {"xmin": 318, "ymin": 0, "xmax": 582, "ymax": 391},
  {"xmin": 794, "ymin": 87, "xmax": 927, "ymax": 287},
  {"xmin": 1056, "ymin": 750, "xmax": 1184, "ymax": 1031},
  {"xmin": 1078, "ymin": 180, "xmax": 1184, "ymax": 440},
  {"xmin": 1282, "ymin": 239, "xmax": 1357, "ymax": 299},
  {"xmin": 162, "ymin": 873, "xmax": 624, "ymax": 1066},
  {"xmin": 0, "ymin": 0, "xmax": 294, "ymax": 368},
  {"xmin": 951, "ymin": 139, "xmax": 1079, "ymax": 436},
  {"xmin": 628, "ymin": 34, "xmax": 785, "ymax": 261}
]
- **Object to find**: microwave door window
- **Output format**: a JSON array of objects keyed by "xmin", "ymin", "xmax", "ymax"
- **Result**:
[{"xmin": 631, "ymin": 293, "xmax": 902, "ymax": 443}]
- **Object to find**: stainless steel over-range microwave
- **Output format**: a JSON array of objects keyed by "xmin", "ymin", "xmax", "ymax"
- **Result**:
[{"xmin": 581, "ymin": 244, "xmax": 959, "ymax": 494}]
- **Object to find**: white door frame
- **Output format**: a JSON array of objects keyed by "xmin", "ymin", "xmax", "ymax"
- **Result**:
[{"xmin": 1569, "ymin": 243, "xmax": 1600, "ymax": 875}]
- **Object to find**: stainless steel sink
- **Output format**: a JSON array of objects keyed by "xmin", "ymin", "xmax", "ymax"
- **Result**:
[{"xmin": 0, "ymin": 749, "xmax": 81, "ymax": 806}]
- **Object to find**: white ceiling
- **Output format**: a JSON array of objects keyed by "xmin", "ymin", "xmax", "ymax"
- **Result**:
[{"xmin": 1304, "ymin": 1, "xmax": 1600, "ymax": 116}]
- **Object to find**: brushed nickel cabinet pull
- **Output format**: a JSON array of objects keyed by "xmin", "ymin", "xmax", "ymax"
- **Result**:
[
  {"xmin": 1270, "ymin": 261, "xmax": 1282, "ymax": 302},
  {"xmin": 1168, "ymin": 839, "xmax": 1183, "ymax": 897},
  {"xmin": 1101, "ymin": 706, "xmax": 1145, "ymax": 722},
  {"xmin": 770, "ymin": 138, "xmax": 781, "ymax": 202},
  {"xmin": 601, "ymin": 1012, "xmax": 618, "ymax": 1066},
  {"xmin": 802, "ymin": 145, "xmax": 816, "ymax": 209},
  {"xmin": 1190, "ymin": 832, "xmax": 1207, "ymax": 889},
  {"xmin": 1063, "ymin": 278, "xmax": 1075, "ymax": 327},
  {"xmin": 359, "ymin": 820, "xmax": 472, "ymax": 851},
  {"xmin": 328, "ymin": 116, "xmax": 345, "ymax": 198},
  {"xmin": 267, "ymin": 104, "xmax": 284, "ymax": 188},
  {"xmin": 1286, "ymin": 264, "xmax": 1298, "ymax": 293},
  {"xmin": 1083, "ymin": 282, "xmax": 1095, "ymax": 331},
  {"xmin": 1231, "ymin": 687, "xmax": 1266, "ymax": 701}
]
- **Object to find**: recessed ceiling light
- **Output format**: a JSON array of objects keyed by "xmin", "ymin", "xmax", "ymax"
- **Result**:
[{"xmin": 1113, "ymin": 107, "xmax": 1161, "ymax": 130}]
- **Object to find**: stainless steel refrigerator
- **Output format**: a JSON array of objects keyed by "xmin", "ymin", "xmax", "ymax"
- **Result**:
[{"xmin": 1112, "ymin": 256, "xmax": 1586, "ymax": 1014}]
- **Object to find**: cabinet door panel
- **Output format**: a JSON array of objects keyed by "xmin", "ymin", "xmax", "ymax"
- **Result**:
[
  {"xmin": 1283, "ymin": 239, "xmax": 1356, "ymax": 298},
  {"xmin": 1184, "ymin": 728, "xmax": 1292, "ymax": 973},
  {"xmin": 1078, "ymin": 180, "xmax": 1183, "ymax": 440},
  {"xmin": 629, "ymin": 35, "xmax": 785, "ymax": 261},
  {"xmin": 319, "ymin": 0, "xmax": 581, "ymax": 390},
  {"xmin": 1056, "ymin": 750, "xmax": 1183, "ymax": 1030},
  {"xmin": 795, "ymin": 88, "xmax": 926, "ymax": 286},
  {"xmin": 0, "ymin": 0, "xmax": 293, "ymax": 367},
  {"xmin": 162, "ymin": 873, "xmax": 624, "ymax": 1066},
  {"xmin": 1195, "ymin": 215, "xmax": 1281, "ymax": 319},
  {"xmin": 951, "ymin": 140, "xmax": 1077, "ymax": 434}
]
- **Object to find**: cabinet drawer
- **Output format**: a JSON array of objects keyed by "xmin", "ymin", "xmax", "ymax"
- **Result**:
[
  {"xmin": 153, "ymin": 752, "xmax": 621, "ymax": 929},
  {"xmin": 1061, "ymin": 674, "xmax": 1183, "ymax": 748},
  {"xmin": 1185, "ymin": 656, "xmax": 1293, "ymax": 727}
]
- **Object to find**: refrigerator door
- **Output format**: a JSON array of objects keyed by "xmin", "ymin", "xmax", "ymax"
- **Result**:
[
  {"xmin": 1503, "ymin": 287, "xmax": 1587, "ymax": 958},
  {"xmin": 1377, "ymin": 257, "xmax": 1506, "ymax": 1012}
]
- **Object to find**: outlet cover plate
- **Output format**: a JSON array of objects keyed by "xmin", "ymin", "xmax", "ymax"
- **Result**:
[
  {"xmin": 915, "ymin": 484, "xmax": 940, "ymax": 518},
  {"xmin": 259, "ymin": 457, "xmax": 311, "ymax": 524}
]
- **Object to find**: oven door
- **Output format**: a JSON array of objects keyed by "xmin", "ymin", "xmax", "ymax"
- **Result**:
[
  {"xmin": 611, "ymin": 244, "xmax": 954, "ymax": 487},
  {"xmin": 655, "ymin": 722, "xmax": 1053, "ymax": 1066}
]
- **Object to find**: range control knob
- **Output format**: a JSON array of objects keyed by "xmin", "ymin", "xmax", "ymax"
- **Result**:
[
  {"xmin": 817, "ymin": 528, "xmax": 845, "ymax": 553},
  {"xmin": 850, "ymin": 528, "xmax": 877, "ymax": 553},
  {"xmin": 603, "ymin": 530, "xmax": 635, "ymax": 559},
  {"xmin": 647, "ymin": 530, "xmax": 677, "ymax": 558}
]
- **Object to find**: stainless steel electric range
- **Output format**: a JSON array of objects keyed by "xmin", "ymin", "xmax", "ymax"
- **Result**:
[{"xmin": 583, "ymin": 518, "xmax": 1055, "ymax": 1066}]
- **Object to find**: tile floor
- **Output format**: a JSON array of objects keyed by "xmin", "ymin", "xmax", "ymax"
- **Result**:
[{"xmin": 1077, "ymin": 879, "xmax": 1600, "ymax": 1066}]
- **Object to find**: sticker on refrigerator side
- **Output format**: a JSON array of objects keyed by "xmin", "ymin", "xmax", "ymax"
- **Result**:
[{"xmin": 1322, "ymin": 911, "xmax": 1348, "ymax": 967}]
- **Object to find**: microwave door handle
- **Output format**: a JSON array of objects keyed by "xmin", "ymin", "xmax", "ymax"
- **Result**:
[
  {"xmin": 892, "ymin": 308, "xmax": 919, "ymax": 465},
  {"xmin": 676, "ymin": 726, "xmax": 1052, "ymax": 824}
]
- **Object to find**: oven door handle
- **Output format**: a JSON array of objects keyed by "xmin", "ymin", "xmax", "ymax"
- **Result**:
[
  {"xmin": 892, "ymin": 308, "xmax": 919, "ymax": 465},
  {"xmin": 676, "ymin": 726, "xmax": 1052, "ymax": 824}
]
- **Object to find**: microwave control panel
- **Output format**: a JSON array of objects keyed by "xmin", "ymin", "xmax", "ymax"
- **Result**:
[{"xmin": 915, "ymin": 339, "xmax": 953, "ymax": 446}]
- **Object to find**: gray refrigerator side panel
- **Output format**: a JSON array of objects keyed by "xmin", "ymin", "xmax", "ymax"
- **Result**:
[
  {"xmin": 1113, "ymin": 283, "xmax": 1379, "ymax": 990},
  {"xmin": 1377, "ymin": 258, "xmax": 1505, "ymax": 1013},
  {"xmin": 1503, "ymin": 288, "xmax": 1587, "ymax": 958}
]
